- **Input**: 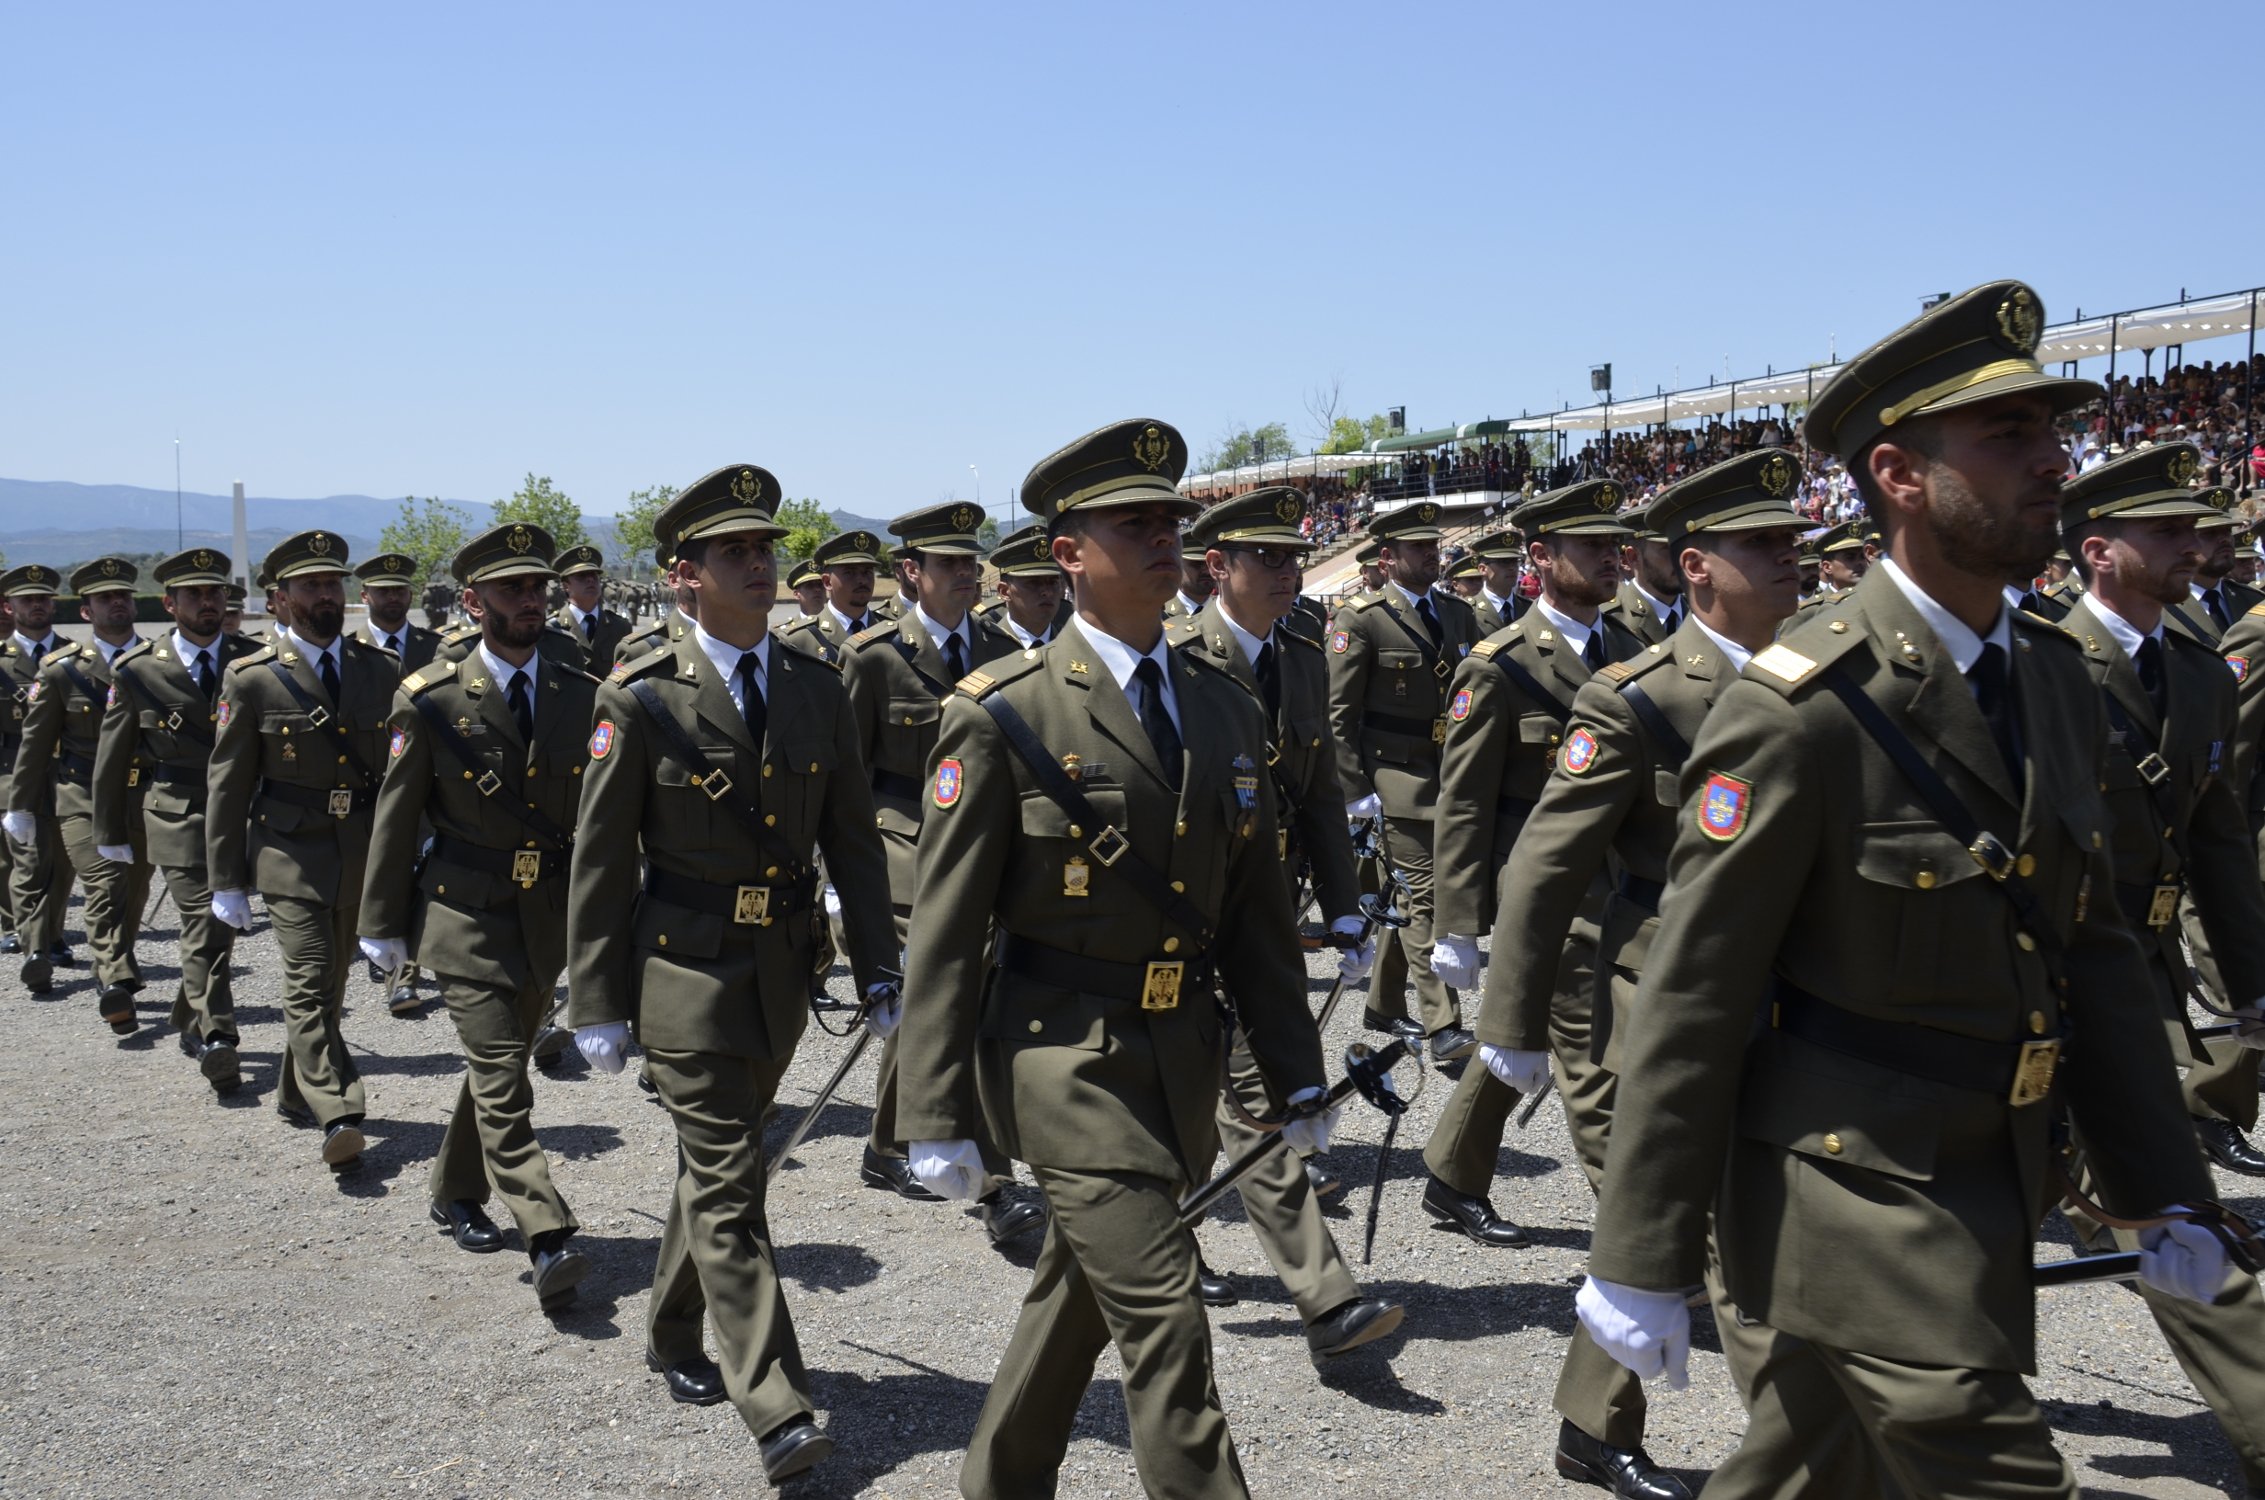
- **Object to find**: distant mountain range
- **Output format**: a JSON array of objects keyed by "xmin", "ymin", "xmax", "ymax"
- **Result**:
[{"xmin": 0, "ymin": 479, "xmax": 891, "ymax": 570}]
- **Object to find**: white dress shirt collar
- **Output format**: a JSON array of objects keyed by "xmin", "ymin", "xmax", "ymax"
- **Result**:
[
  {"xmin": 1482, "ymin": 587, "xmax": 1516, "ymax": 618},
  {"xmin": 827, "ymin": 601, "xmax": 871, "ymax": 638},
  {"xmin": 1634, "ymin": 583, "xmax": 1679, "ymax": 627},
  {"xmin": 12, "ymin": 630, "xmax": 57, "ymax": 654},
  {"xmin": 1212, "ymin": 601, "xmax": 1273, "ymax": 669},
  {"xmin": 1533, "ymin": 597, "xmax": 1599, "ymax": 656},
  {"xmin": 91, "ymin": 635, "xmax": 135, "ymax": 664},
  {"xmin": 1877, "ymin": 558, "xmax": 2010, "ymax": 675},
  {"xmin": 1077, "ymin": 620, "xmax": 1181, "ymax": 731},
  {"xmin": 282, "ymin": 627, "xmax": 342, "ymax": 672},
  {"xmin": 477, "ymin": 642, "xmax": 539, "ymax": 711},
  {"xmin": 173, "ymin": 630, "xmax": 221, "ymax": 669},
  {"xmin": 692, "ymin": 622, "xmax": 770, "ymax": 688},
  {"xmin": 1689, "ymin": 615, "xmax": 1755, "ymax": 675},
  {"xmin": 913, "ymin": 602, "xmax": 972, "ymax": 659},
  {"xmin": 2076, "ymin": 590, "xmax": 2161, "ymax": 663}
]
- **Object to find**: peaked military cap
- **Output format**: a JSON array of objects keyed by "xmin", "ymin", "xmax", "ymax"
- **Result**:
[
  {"xmin": 3, "ymin": 564, "xmax": 61, "ymax": 598},
  {"xmin": 652, "ymin": 542, "xmax": 675, "ymax": 574},
  {"xmin": 70, "ymin": 557, "xmax": 138, "ymax": 596},
  {"xmin": 1187, "ymin": 486, "xmax": 1313, "ymax": 551},
  {"xmin": 786, "ymin": 557, "xmax": 820, "ymax": 589},
  {"xmin": 1446, "ymin": 554, "xmax": 1483, "ymax": 580},
  {"xmin": 891, "ymin": 501, "xmax": 985, "ymax": 557},
  {"xmin": 1619, "ymin": 503, "xmax": 1666, "ymax": 543},
  {"xmin": 1804, "ymin": 279, "xmax": 2100, "ymax": 460},
  {"xmin": 1367, "ymin": 499, "xmax": 1446, "ymax": 543},
  {"xmin": 1644, "ymin": 449, "xmax": 1807, "ymax": 546},
  {"xmin": 656, "ymin": 463, "xmax": 788, "ymax": 547},
  {"xmin": 453, "ymin": 521, "xmax": 558, "ymax": 585},
  {"xmin": 354, "ymin": 551, "xmax": 417, "ymax": 587},
  {"xmin": 264, "ymin": 529, "xmax": 352, "ymax": 582},
  {"xmin": 814, "ymin": 529, "xmax": 883, "ymax": 568},
  {"xmin": 155, "ymin": 547, "xmax": 231, "ymax": 589},
  {"xmin": 225, "ymin": 581, "xmax": 247, "ymax": 603},
  {"xmin": 2195, "ymin": 487, "xmax": 2239, "ymax": 531},
  {"xmin": 1354, "ymin": 538, "xmax": 1383, "ymax": 565},
  {"xmin": 1023, "ymin": 418, "xmax": 1197, "ymax": 522},
  {"xmin": 554, "ymin": 543, "xmax": 605, "ymax": 577},
  {"xmin": 987, "ymin": 522, "xmax": 1058, "ymax": 577},
  {"xmin": 2059, "ymin": 441, "xmax": 2226, "ymax": 531},
  {"xmin": 1818, "ymin": 519, "xmax": 1868, "ymax": 555},
  {"xmin": 1512, "ymin": 478, "xmax": 1632, "ymax": 539},
  {"xmin": 1468, "ymin": 528, "xmax": 1522, "ymax": 560}
]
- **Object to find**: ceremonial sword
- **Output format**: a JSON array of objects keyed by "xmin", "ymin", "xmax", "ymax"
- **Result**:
[
  {"xmin": 766, "ymin": 968, "xmax": 902, "ymax": 1185},
  {"xmin": 1179, "ymin": 1037, "xmax": 1409, "ymax": 1226}
]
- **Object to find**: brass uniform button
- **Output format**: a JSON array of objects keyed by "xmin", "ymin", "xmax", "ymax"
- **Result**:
[
  {"xmin": 1822, "ymin": 1133, "xmax": 1844, "ymax": 1156},
  {"xmin": 2029, "ymin": 1011, "xmax": 2049, "ymax": 1035},
  {"xmin": 1170, "ymin": 881, "xmax": 1184, "ymax": 893},
  {"xmin": 2015, "ymin": 853, "xmax": 2035, "ymax": 877},
  {"xmin": 1068, "ymin": 824, "xmax": 1082, "ymax": 840},
  {"xmin": 763, "ymin": 764, "xmax": 774, "ymax": 778},
  {"xmin": 763, "ymin": 814, "xmax": 777, "ymax": 827},
  {"xmin": 2015, "ymin": 931, "xmax": 2036, "ymax": 952},
  {"xmin": 1163, "ymin": 937, "xmax": 1180, "ymax": 954},
  {"xmin": 1027, "ymin": 1019, "xmax": 1043, "ymax": 1034},
  {"xmin": 658, "ymin": 934, "xmax": 668, "ymax": 946},
  {"xmin": 1914, "ymin": 870, "xmax": 1936, "ymax": 890}
]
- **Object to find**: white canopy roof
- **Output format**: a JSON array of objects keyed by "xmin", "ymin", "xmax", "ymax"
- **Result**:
[{"xmin": 1181, "ymin": 449, "xmax": 1394, "ymax": 491}]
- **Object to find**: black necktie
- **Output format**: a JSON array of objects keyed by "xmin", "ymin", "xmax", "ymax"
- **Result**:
[
  {"xmin": 580, "ymin": 613, "xmax": 595, "ymax": 643},
  {"xmin": 735, "ymin": 651, "xmax": 766, "ymax": 747},
  {"xmin": 506, "ymin": 668, "xmax": 534, "ymax": 742},
  {"xmin": 945, "ymin": 632, "xmax": 967, "ymax": 682},
  {"xmin": 1582, "ymin": 630, "xmax": 1606, "ymax": 670},
  {"xmin": 2205, "ymin": 588, "xmax": 2231, "ymax": 632},
  {"xmin": 1662, "ymin": 603, "xmax": 1682, "ymax": 636},
  {"xmin": 1132, "ymin": 658, "xmax": 1182, "ymax": 787},
  {"xmin": 2135, "ymin": 635, "xmax": 2167, "ymax": 720},
  {"xmin": 1414, "ymin": 595, "xmax": 1441, "ymax": 645},
  {"xmin": 28, "ymin": 641, "xmax": 44, "ymax": 666},
  {"xmin": 194, "ymin": 649, "xmax": 216, "ymax": 700},
  {"xmin": 1255, "ymin": 640, "xmax": 1281, "ymax": 717},
  {"xmin": 319, "ymin": 651, "xmax": 341, "ymax": 703},
  {"xmin": 1968, "ymin": 642, "xmax": 2023, "ymax": 783},
  {"xmin": 385, "ymin": 632, "xmax": 401, "ymax": 658}
]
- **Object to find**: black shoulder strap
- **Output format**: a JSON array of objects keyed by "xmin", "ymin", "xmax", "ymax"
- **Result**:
[
  {"xmin": 264, "ymin": 658, "xmax": 379, "ymax": 790},
  {"xmin": 624, "ymin": 678, "xmax": 806, "ymax": 878},
  {"xmin": 407, "ymin": 693, "xmax": 574, "ymax": 850},
  {"xmin": 1489, "ymin": 650, "xmax": 1572, "ymax": 724},
  {"xmin": 1616, "ymin": 680, "xmax": 1691, "ymax": 771},
  {"xmin": 978, "ymin": 691, "xmax": 1215, "ymax": 950},
  {"xmin": 110, "ymin": 662, "xmax": 214, "ymax": 748},
  {"xmin": 57, "ymin": 655, "xmax": 106, "ymax": 716}
]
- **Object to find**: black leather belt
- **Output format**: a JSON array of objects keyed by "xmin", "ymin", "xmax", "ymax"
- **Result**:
[
  {"xmin": 432, "ymin": 834, "xmax": 569, "ymax": 884},
  {"xmin": 1773, "ymin": 982, "xmax": 2059, "ymax": 1101},
  {"xmin": 996, "ymin": 931, "xmax": 1212, "ymax": 1008},
  {"xmin": 1498, "ymin": 793, "xmax": 1536, "ymax": 818},
  {"xmin": 1616, "ymin": 873, "xmax": 1664, "ymax": 911},
  {"xmin": 1363, "ymin": 710, "xmax": 1443, "ymax": 739},
  {"xmin": 642, "ymin": 866, "xmax": 813, "ymax": 924},
  {"xmin": 871, "ymin": 768, "xmax": 923, "ymax": 800},
  {"xmin": 257, "ymin": 779, "xmax": 377, "ymax": 816},
  {"xmin": 149, "ymin": 763, "xmax": 205, "ymax": 789},
  {"xmin": 2115, "ymin": 879, "xmax": 2184, "ymax": 931},
  {"xmin": 55, "ymin": 748, "xmax": 95, "ymax": 786}
]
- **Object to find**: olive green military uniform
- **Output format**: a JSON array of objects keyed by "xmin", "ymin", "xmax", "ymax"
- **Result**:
[
  {"xmin": 1170, "ymin": 485, "xmax": 1368, "ymax": 1331},
  {"xmin": 983, "ymin": 523, "xmax": 1068, "ymax": 648},
  {"xmin": 363, "ymin": 527, "xmax": 599, "ymax": 1249},
  {"xmin": 207, "ymin": 532, "xmax": 402, "ymax": 1138},
  {"xmin": 0, "ymin": 566, "xmax": 67, "ymax": 982},
  {"xmin": 1427, "ymin": 481, "xmax": 1642, "ymax": 1201},
  {"xmin": 94, "ymin": 550, "xmax": 258, "ymax": 1071},
  {"xmin": 897, "ymin": 422, "xmax": 1327, "ymax": 1500},
  {"xmin": 611, "ymin": 604, "xmax": 690, "ymax": 666},
  {"xmin": 566, "ymin": 466, "xmax": 894, "ymax": 1447},
  {"xmin": 843, "ymin": 503, "xmax": 1018, "ymax": 1168},
  {"xmin": 2202, "ymin": 596, "xmax": 2265, "ymax": 1134},
  {"xmin": 2029, "ymin": 570, "xmax": 2084, "ymax": 622},
  {"xmin": 11, "ymin": 589, "xmax": 152, "ymax": 1003},
  {"xmin": 552, "ymin": 543, "xmax": 634, "ymax": 665},
  {"xmin": 1323, "ymin": 501, "xmax": 1482, "ymax": 1040},
  {"xmin": 352, "ymin": 619, "xmax": 441, "ymax": 672},
  {"xmin": 1607, "ymin": 578, "xmax": 1677, "ymax": 647},
  {"xmin": 1589, "ymin": 281, "xmax": 2218, "ymax": 1498}
]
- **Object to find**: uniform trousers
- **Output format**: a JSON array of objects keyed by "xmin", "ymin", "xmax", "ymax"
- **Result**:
[
  {"xmin": 158, "ymin": 862, "xmax": 238, "ymax": 1042},
  {"xmin": 1208, "ymin": 1029, "xmax": 1359, "ymax": 1323},
  {"xmin": 2179, "ymin": 906, "xmax": 2262, "ymax": 1128},
  {"xmin": 961, "ymin": 1164, "xmax": 1247, "ymax": 1500},
  {"xmin": 643, "ymin": 1047, "xmax": 812, "ymax": 1442},
  {"xmin": 263, "ymin": 893, "xmax": 366, "ymax": 1126},
  {"xmin": 1370, "ymin": 812, "xmax": 1456, "ymax": 1035},
  {"xmin": 56, "ymin": 803, "xmax": 150, "ymax": 990},
  {"xmin": 9, "ymin": 809, "xmax": 70, "ymax": 982},
  {"xmin": 428, "ymin": 969, "xmax": 575, "ymax": 1238}
]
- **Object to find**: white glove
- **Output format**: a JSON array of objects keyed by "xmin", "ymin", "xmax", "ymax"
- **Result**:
[
  {"xmin": 1481, "ymin": 1044, "xmax": 1551, "ymax": 1096},
  {"xmin": 209, "ymin": 888, "xmax": 254, "ymax": 931},
  {"xmin": 576, "ymin": 1021, "xmax": 631, "ymax": 1075},
  {"xmin": 1279, "ymin": 1086, "xmax": 1341, "ymax": 1155},
  {"xmin": 1330, "ymin": 916, "xmax": 1374, "ymax": 982},
  {"xmin": 1575, "ymin": 1275, "xmax": 1691, "ymax": 1389},
  {"xmin": 95, "ymin": 844, "xmax": 135, "ymax": 864},
  {"xmin": 862, "ymin": 982, "xmax": 902, "ymax": 1039},
  {"xmin": 1, "ymin": 811, "xmax": 33, "ymax": 845},
  {"xmin": 358, "ymin": 935, "xmax": 409, "ymax": 975},
  {"xmin": 909, "ymin": 1138, "xmax": 986, "ymax": 1201},
  {"xmin": 1345, "ymin": 793, "xmax": 1383, "ymax": 821},
  {"xmin": 822, "ymin": 883, "xmax": 842, "ymax": 919},
  {"xmin": 2139, "ymin": 1217, "xmax": 2238, "ymax": 1304},
  {"xmin": 1430, "ymin": 933, "xmax": 1480, "ymax": 989}
]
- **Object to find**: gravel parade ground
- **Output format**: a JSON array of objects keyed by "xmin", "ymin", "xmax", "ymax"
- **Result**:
[{"xmin": 0, "ymin": 886, "xmax": 2252, "ymax": 1498}]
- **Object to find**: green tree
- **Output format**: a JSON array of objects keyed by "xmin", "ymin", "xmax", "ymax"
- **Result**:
[
  {"xmin": 493, "ymin": 473, "xmax": 587, "ymax": 551},
  {"xmin": 1199, "ymin": 420, "xmax": 1296, "ymax": 472},
  {"xmin": 1321, "ymin": 413, "xmax": 1393, "ymax": 455},
  {"xmin": 976, "ymin": 516, "xmax": 1000, "ymax": 551},
  {"xmin": 379, "ymin": 496, "xmax": 475, "ymax": 587},
  {"xmin": 773, "ymin": 497, "xmax": 832, "ymax": 562},
  {"xmin": 613, "ymin": 483, "xmax": 677, "ymax": 572}
]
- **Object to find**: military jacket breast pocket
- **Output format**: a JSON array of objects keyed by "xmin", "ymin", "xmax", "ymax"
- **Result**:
[
  {"xmin": 877, "ymin": 696, "xmax": 941, "ymax": 771},
  {"xmin": 654, "ymin": 743, "xmax": 741, "ymax": 849},
  {"xmin": 769, "ymin": 737, "xmax": 839, "ymax": 834},
  {"xmin": 1850, "ymin": 820, "xmax": 1989, "ymax": 994},
  {"xmin": 1018, "ymin": 782, "xmax": 1129, "ymax": 842}
]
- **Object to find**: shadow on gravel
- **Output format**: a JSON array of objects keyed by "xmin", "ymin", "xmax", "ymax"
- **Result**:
[
  {"xmin": 2043, "ymin": 1392, "xmax": 2236, "ymax": 1485},
  {"xmin": 334, "ymin": 1117, "xmax": 446, "ymax": 1193},
  {"xmin": 225, "ymin": 1004, "xmax": 284, "ymax": 1028},
  {"xmin": 809, "ymin": 1341, "xmax": 1118, "ymax": 1493},
  {"xmin": 534, "ymin": 1122, "xmax": 625, "ymax": 1163},
  {"xmin": 350, "ymin": 1049, "xmax": 469, "ymax": 1079},
  {"xmin": 762, "ymin": 1098, "xmax": 876, "ymax": 1155},
  {"xmin": 780, "ymin": 1241, "xmax": 883, "ymax": 1293}
]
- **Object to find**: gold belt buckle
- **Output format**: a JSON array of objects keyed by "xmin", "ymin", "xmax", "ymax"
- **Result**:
[
  {"xmin": 2146, "ymin": 883, "xmax": 2180, "ymax": 928},
  {"xmin": 1430, "ymin": 716, "xmax": 1447, "ymax": 745},
  {"xmin": 511, "ymin": 850, "xmax": 543, "ymax": 887},
  {"xmin": 125, "ymin": 766, "xmax": 141, "ymax": 787},
  {"xmin": 326, "ymin": 788, "xmax": 354, "ymax": 818},
  {"xmin": 2009, "ymin": 1038, "xmax": 2060, "ymax": 1106},
  {"xmin": 1141, "ymin": 960, "xmax": 1184, "ymax": 1011},
  {"xmin": 733, "ymin": 885, "xmax": 772, "ymax": 926}
]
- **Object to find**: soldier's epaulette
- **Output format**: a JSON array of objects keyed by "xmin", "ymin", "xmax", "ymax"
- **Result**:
[
  {"xmin": 343, "ymin": 634, "xmax": 393, "ymax": 658},
  {"xmin": 113, "ymin": 638, "xmax": 157, "ymax": 666},
  {"xmin": 1278, "ymin": 621, "xmax": 1322, "ymax": 651},
  {"xmin": 1609, "ymin": 642, "xmax": 1677, "ymax": 685},
  {"xmin": 1596, "ymin": 659, "xmax": 1640, "ymax": 684},
  {"xmin": 608, "ymin": 644, "xmax": 673, "ymax": 685},
  {"xmin": 227, "ymin": 645, "xmax": 278, "ymax": 672},
  {"xmin": 1469, "ymin": 635, "xmax": 1510, "ymax": 659},
  {"xmin": 776, "ymin": 630, "xmax": 842, "ymax": 669},
  {"xmin": 1352, "ymin": 592, "xmax": 1388, "ymax": 611},
  {"xmin": 2247, "ymin": 601, "xmax": 2265, "ymax": 620},
  {"xmin": 850, "ymin": 621, "xmax": 899, "ymax": 649},
  {"xmin": 401, "ymin": 656, "xmax": 459, "ymax": 696},
  {"xmin": 1747, "ymin": 642, "xmax": 1820, "ymax": 686},
  {"xmin": 958, "ymin": 648, "xmax": 1045, "ymax": 699},
  {"xmin": 2012, "ymin": 612, "xmax": 2085, "ymax": 653},
  {"xmin": 1165, "ymin": 616, "xmax": 1205, "ymax": 644}
]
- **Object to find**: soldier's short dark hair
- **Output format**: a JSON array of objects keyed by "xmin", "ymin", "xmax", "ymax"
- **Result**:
[{"xmin": 1848, "ymin": 415, "xmax": 1945, "ymax": 538}]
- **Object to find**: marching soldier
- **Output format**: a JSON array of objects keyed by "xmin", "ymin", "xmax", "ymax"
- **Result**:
[
  {"xmin": 608, "ymin": 545, "xmax": 694, "ymax": 665},
  {"xmin": 359, "ymin": 523, "xmax": 595, "ymax": 1311},
  {"xmin": 566, "ymin": 465, "xmax": 896, "ymax": 1483},
  {"xmin": 1352, "ymin": 538, "xmax": 1386, "ymax": 594},
  {"xmin": 206, "ymin": 531, "xmax": 401, "ymax": 1175},
  {"xmin": 841, "ymin": 500, "xmax": 1041, "ymax": 1241},
  {"xmin": 1817, "ymin": 519, "xmax": 1870, "ymax": 596},
  {"xmin": 1444, "ymin": 553, "xmax": 1484, "ymax": 601},
  {"xmin": 554, "ymin": 544, "xmax": 632, "ymax": 663},
  {"xmin": 1464, "ymin": 453, "xmax": 1809, "ymax": 1499},
  {"xmin": 1425, "ymin": 481, "xmax": 1644, "ymax": 1246},
  {"xmin": 2189, "ymin": 507, "xmax": 2261, "ymax": 639},
  {"xmin": 896, "ymin": 418, "xmax": 1329, "ymax": 1500},
  {"xmin": 1324, "ymin": 502, "xmax": 1483, "ymax": 1061},
  {"xmin": 6, "ymin": 559, "xmax": 151, "ymax": 1019},
  {"xmin": 1608, "ymin": 506, "xmax": 1684, "ymax": 646},
  {"xmin": 785, "ymin": 557, "xmax": 826, "ymax": 618},
  {"xmin": 2031, "ymin": 546, "xmax": 2087, "ymax": 621},
  {"xmin": 1793, "ymin": 535, "xmax": 1823, "ymax": 605},
  {"xmin": 352, "ymin": 552, "xmax": 441, "ymax": 670},
  {"xmin": 982, "ymin": 522, "xmax": 1068, "ymax": 646},
  {"xmin": 1163, "ymin": 536, "xmax": 1214, "ymax": 620},
  {"xmin": 782, "ymin": 528, "xmax": 885, "ymax": 651},
  {"xmin": 0, "ymin": 565, "xmax": 67, "ymax": 979},
  {"xmin": 258, "ymin": 568, "xmax": 293, "ymax": 640},
  {"xmin": 1169, "ymin": 484, "xmax": 1403, "ymax": 1364},
  {"xmin": 221, "ymin": 582, "xmax": 249, "ymax": 643},
  {"xmin": 1467, "ymin": 528, "xmax": 1527, "ymax": 633},
  {"xmin": 1580, "ymin": 280, "xmax": 2236, "ymax": 1495},
  {"xmin": 93, "ymin": 548, "xmax": 258, "ymax": 1089}
]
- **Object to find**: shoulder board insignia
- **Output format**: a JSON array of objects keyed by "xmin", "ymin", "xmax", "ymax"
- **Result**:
[
  {"xmin": 1750, "ymin": 643, "xmax": 1818, "ymax": 683},
  {"xmin": 1470, "ymin": 638, "xmax": 1503, "ymax": 659},
  {"xmin": 850, "ymin": 622, "xmax": 898, "ymax": 648},
  {"xmin": 607, "ymin": 661, "xmax": 634, "ymax": 683},
  {"xmin": 1279, "ymin": 623, "xmax": 1322, "ymax": 651},
  {"xmin": 1353, "ymin": 594, "xmax": 1387, "ymax": 611},
  {"xmin": 232, "ymin": 646, "xmax": 278, "ymax": 670},
  {"xmin": 403, "ymin": 657, "xmax": 458, "ymax": 695},
  {"xmin": 2246, "ymin": 602, "xmax": 2265, "ymax": 619},
  {"xmin": 956, "ymin": 669, "xmax": 996, "ymax": 697},
  {"xmin": 1597, "ymin": 660, "xmax": 1637, "ymax": 683}
]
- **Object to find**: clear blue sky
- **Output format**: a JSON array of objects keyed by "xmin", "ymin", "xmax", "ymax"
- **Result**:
[{"xmin": 5, "ymin": 1, "xmax": 2258, "ymax": 522}]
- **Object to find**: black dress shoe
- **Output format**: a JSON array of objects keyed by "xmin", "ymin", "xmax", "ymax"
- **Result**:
[
  {"xmin": 178, "ymin": 1026, "xmax": 203, "ymax": 1059},
  {"xmin": 757, "ymin": 1417, "xmax": 834, "ymax": 1483},
  {"xmin": 322, "ymin": 1120, "xmax": 366, "ymax": 1166},
  {"xmin": 0, "ymin": 934, "xmax": 19, "ymax": 955},
  {"xmin": 1305, "ymin": 1159, "xmax": 1343, "ymax": 1199},
  {"xmin": 388, "ymin": 984, "xmax": 420, "ymax": 1017},
  {"xmin": 1306, "ymin": 1296, "xmax": 1405, "ymax": 1363},
  {"xmin": 49, "ymin": 941, "xmax": 74, "ymax": 966},
  {"xmin": 860, "ymin": 1146, "xmax": 941, "ymax": 1201},
  {"xmin": 644, "ymin": 1349, "xmax": 727, "ymax": 1406},
  {"xmin": 531, "ymin": 1244, "xmax": 588, "ymax": 1310},
  {"xmin": 276, "ymin": 1100, "xmax": 318, "ymax": 1129},
  {"xmin": 978, "ymin": 1191, "xmax": 1046, "ymax": 1245},
  {"xmin": 530, "ymin": 1024, "xmax": 572, "ymax": 1068},
  {"xmin": 2196, "ymin": 1117, "xmax": 2265, "ymax": 1177},
  {"xmin": 99, "ymin": 985, "xmax": 137, "ymax": 1034},
  {"xmin": 635, "ymin": 1067, "xmax": 658, "ymax": 1097},
  {"xmin": 1421, "ymin": 1174, "xmax": 1531, "ymax": 1247},
  {"xmin": 1555, "ymin": 1418, "xmax": 1693, "ymax": 1499},
  {"xmin": 199, "ymin": 1038, "xmax": 241, "ymax": 1093},
  {"xmin": 1428, "ymin": 1024, "xmax": 1478, "ymax": 1064},
  {"xmin": 1197, "ymin": 1261, "xmax": 1238, "ymax": 1307},
  {"xmin": 429, "ymin": 1199, "xmax": 506, "ymax": 1253},
  {"xmin": 22, "ymin": 962, "xmax": 51, "ymax": 995},
  {"xmin": 1361, "ymin": 1008, "xmax": 1426, "ymax": 1043}
]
